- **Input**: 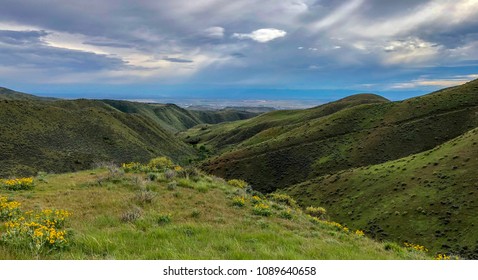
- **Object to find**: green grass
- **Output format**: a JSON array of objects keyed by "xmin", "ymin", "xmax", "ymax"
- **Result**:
[
  {"xmin": 0, "ymin": 168, "xmax": 427, "ymax": 260},
  {"xmin": 285, "ymin": 127, "xmax": 478, "ymax": 259}
]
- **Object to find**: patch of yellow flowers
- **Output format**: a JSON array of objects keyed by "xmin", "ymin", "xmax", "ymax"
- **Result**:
[
  {"xmin": 227, "ymin": 179, "xmax": 249, "ymax": 189},
  {"xmin": 309, "ymin": 216, "xmax": 351, "ymax": 233},
  {"xmin": 355, "ymin": 229, "xmax": 365, "ymax": 237},
  {"xmin": 0, "ymin": 196, "xmax": 71, "ymax": 255},
  {"xmin": 404, "ymin": 242, "xmax": 428, "ymax": 252},
  {"xmin": 0, "ymin": 197, "xmax": 22, "ymax": 220},
  {"xmin": 252, "ymin": 203, "xmax": 272, "ymax": 216},
  {"xmin": 232, "ymin": 196, "xmax": 246, "ymax": 207},
  {"xmin": 251, "ymin": 195, "xmax": 262, "ymax": 204},
  {"xmin": 434, "ymin": 253, "xmax": 451, "ymax": 260},
  {"xmin": 121, "ymin": 162, "xmax": 142, "ymax": 173},
  {"xmin": 1, "ymin": 177, "xmax": 34, "ymax": 190}
]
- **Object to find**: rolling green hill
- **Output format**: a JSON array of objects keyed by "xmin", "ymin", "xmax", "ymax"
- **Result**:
[
  {"xmin": 284, "ymin": 127, "xmax": 478, "ymax": 258},
  {"xmin": 188, "ymin": 80, "xmax": 478, "ymax": 193},
  {"xmin": 0, "ymin": 98, "xmax": 197, "ymax": 177},
  {"xmin": 0, "ymin": 163, "xmax": 428, "ymax": 259},
  {"xmin": 0, "ymin": 87, "xmax": 259, "ymax": 177}
]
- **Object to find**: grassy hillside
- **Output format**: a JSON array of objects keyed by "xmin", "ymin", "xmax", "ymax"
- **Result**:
[
  {"xmin": 102, "ymin": 100, "xmax": 258, "ymax": 133},
  {"xmin": 183, "ymin": 93, "xmax": 390, "ymax": 151},
  {"xmin": 285, "ymin": 127, "xmax": 478, "ymax": 258},
  {"xmin": 0, "ymin": 162, "xmax": 429, "ymax": 260},
  {"xmin": 0, "ymin": 98, "xmax": 197, "ymax": 177},
  {"xmin": 187, "ymin": 80, "xmax": 478, "ymax": 193},
  {"xmin": 0, "ymin": 87, "xmax": 259, "ymax": 177}
]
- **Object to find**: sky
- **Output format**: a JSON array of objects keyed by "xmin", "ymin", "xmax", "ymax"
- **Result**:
[{"xmin": 1, "ymin": 0, "xmax": 478, "ymax": 103}]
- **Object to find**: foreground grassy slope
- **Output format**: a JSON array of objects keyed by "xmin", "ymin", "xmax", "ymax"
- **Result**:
[
  {"xmin": 285, "ymin": 127, "xmax": 478, "ymax": 258},
  {"xmin": 0, "ymin": 167, "xmax": 428, "ymax": 260},
  {"xmin": 0, "ymin": 99, "xmax": 197, "ymax": 177},
  {"xmin": 191, "ymin": 80, "xmax": 478, "ymax": 192}
]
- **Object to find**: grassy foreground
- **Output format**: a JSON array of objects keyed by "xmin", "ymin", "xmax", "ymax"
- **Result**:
[{"xmin": 0, "ymin": 162, "xmax": 428, "ymax": 260}]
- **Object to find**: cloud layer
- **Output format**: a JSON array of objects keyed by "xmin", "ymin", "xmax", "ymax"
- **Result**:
[
  {"xmin": 0, "ymin": 0, "xmax": 477, "ymax": 97},
  {"xmin": 232, "ymin": 28, "xmax": 287, "ymax": 43}
]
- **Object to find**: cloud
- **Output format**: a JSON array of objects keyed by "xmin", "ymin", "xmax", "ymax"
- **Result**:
[
  {"xmin": 163, "ymin": 57, "xmax": 194, "ymax": 63},
  {"xmin": 0, "ymin": 29, "xmax": 49, "ymax": 45},
  {"xmin": 311, "ymin": 0, "xmax": 364, "ymax": 30},
  {"xmin": 381, "ymin": 37, "xmax": 441, "ymax": 65},
  {"xmin": 232, "ymin": 28, "xmax": 287, "ymax": 43},
  {"xmin": 0, "ymin": 0, "xmax": 477, "ymax": 94},
  {"xmin": 83, "ymin": 40, "xmax": 135, "ymax": 49},
  {"xmin": 390, "ymin": 74, "xmax": 478, "ymax": 89},
  {"xmin": 202, "ymin": 26, "xmax": 225, "ymax": 39}
]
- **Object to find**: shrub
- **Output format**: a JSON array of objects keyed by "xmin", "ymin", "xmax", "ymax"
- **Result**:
[
  {"xmin": 177, "ymin": 178, "xmax": 194, "ymax": 189},
  {"xmin": 0, "ymin": 196, "xmax": 71, "ymax": 255},
  {"xmin": 1, "ymin": 177, "xmax": 34, "ymax": 191},
  {"xmin": 0, "ymin": 197, "xmax": 21, "ymax": 221},
  {"xmin": 232, "ymin": 196, "xmax": 246, "ymax": 207},
  {"xmin": 305, "ymin": 206, "xmax": 327, "ymax": 219},
  {"xmin": 121, "ymin": 207, "xmax": 142, "ymax": 223},
  {"xmin": 251, "ymin": 195, "xmax": 262, "ymax": 204},
  {"xmin": 135, "ymin": 189, "xmax": 156, "ymax": 205},
  {"xmin": 190, "ymin": 209, "xmax": 201, "ymax": 218},
  {"xmin": 147, "ymin": 173, "xmax": 159, "ymax": 181},
  {"xmin": 267, "ymin": 193, "xmax": 297, "ymax": 208},
  {"xmin": 228, "ymin": 179, "xmax": 248, "ymax": 189},
  {"xmin": 164, "ymin": 169, "xmax": 176, "ymax": 180},
  {"xmin": 404, "ymin": 242, "xmax": 428, "ymax": 252},
  {"xmin": 177, "ymin": 167, "xmax": 201, "ymax": 181},
  {"xmin": 252, "ymin": 203, "xmax": 272, "ymax": 216},
  {"xmin": 36, "ymin": 172, "xmax": 48, "ymax": 183},
  {"xmin": 384, "ymin": 242, "xmax": 402, "ymax": 252},
  {"xmin": 435, "ymin": 253, "xmax": 452, "ymax": 260},
  {"xmin": 355, "ymin": 229, "xmax": 365, "ymax": 237},
  {"xmin": 167, "ymin": 181, "xmax": 177, "ymax": 190},
  {"xmin": 121, "ymin": 162, "xmax": 142, "ymax": 173},
  {"xmin": 147, "ymin": 157, "xmax": 174, "ymax": 171},
  {"xmin": 279, "ymin": 208, "xmax": 293, "ymax": 220},
  {"xmin": 156, "ymin": 214, "xmax": 172, "ymax": 225}
]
